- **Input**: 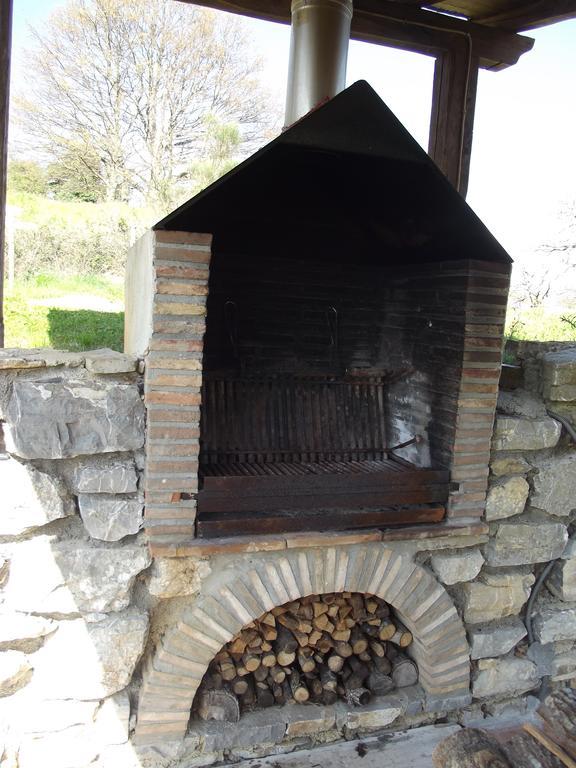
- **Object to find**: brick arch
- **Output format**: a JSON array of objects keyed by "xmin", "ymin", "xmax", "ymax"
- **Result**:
[{"xmin": 136, "ymin": 545, "xmax": 470, "ymax": 742}]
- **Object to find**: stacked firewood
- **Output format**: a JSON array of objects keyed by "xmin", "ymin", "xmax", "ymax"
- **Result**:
[{"xmin": 196, "ymin": 592, "xmax": 418, "ymax": 722}]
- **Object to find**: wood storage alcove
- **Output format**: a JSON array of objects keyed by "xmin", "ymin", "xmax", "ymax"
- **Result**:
[
  {"xmin": 193, "ymin": 591, "xmax": 419, "ymax": 721},
  {"xmin": 135, "ymin": 547, "xmax": 472, "ymax": 743}
]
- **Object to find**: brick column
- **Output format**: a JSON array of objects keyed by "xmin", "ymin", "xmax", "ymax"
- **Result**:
[
  {"xmin": 447, "ymin": 260, "xmax": 511, "ymax": 519},
  {"xmin": 143, "ymin": 231, "xmax": 211, "ymax": 553}
]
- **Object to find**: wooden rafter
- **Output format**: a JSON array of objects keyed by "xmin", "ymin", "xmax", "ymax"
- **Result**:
[
  {"xmin": 176, "ymin": 0, "xmax": 534, "ymax": 69},
  {"xmin": 428, "ymin": 40, "xmax": 479, "ymax": 195},
  {"xmin": 475, "ymin": 0, "xmax": 576, "ymax": 32}
]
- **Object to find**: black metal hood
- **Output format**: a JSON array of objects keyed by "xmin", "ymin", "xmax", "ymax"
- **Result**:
[{"xmin": 155, "ymin": 80, "xmax": 512, "ymax": 265}]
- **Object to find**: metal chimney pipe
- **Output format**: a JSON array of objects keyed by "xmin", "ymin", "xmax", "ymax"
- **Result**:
[{"xmin": 283, "ymin": 0, "xmax": 353, "ymax": 129}]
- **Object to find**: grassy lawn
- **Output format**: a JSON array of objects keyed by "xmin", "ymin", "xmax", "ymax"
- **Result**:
[
  {"xmin": 4, "ymin": 274, "xmax": 125, "ymax": 351},
  {"xmin": 505, "ymin": 306, "xmax": 576, "ymax": 342}
]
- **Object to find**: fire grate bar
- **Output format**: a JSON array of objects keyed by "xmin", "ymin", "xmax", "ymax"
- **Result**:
[{"xmin": 201, "ymin": 457, "xmax": 413, "ymax": 478}]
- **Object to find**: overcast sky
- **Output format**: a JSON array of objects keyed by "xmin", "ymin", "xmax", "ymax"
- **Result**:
[{"xmin": 9, "ymin": 1, "xmax": 576, "ymax": 269}]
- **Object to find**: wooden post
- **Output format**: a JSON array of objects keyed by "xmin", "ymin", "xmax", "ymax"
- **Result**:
[
  {"xmin": 0, "ymin": 0, "xmax": 13, "ymax": 347},
  {"xmin": 428, "ymin": 38, "xmax": 479, "ymax": 198}
]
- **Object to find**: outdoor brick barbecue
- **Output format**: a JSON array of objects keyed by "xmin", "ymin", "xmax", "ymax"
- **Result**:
[
  {"xmin": 128, "ymin": 81, "xmax": 512, "ymax": 552},
  {"xmin": 122, "ymin": 81, "xmax": 513, "ymax": 744}
]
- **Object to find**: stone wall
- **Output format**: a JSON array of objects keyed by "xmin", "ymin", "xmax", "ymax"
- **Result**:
[
  {"xmin": 0, "ymin": 348, "xmax": 210, "ymax": 768},
  {"xmin": 1, "ymin": 344, "xmax": 576, "ymax": 767}
]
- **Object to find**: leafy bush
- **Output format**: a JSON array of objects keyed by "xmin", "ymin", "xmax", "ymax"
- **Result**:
[{"xmin": 7, "ymin": 191, "xmax": 157, "ymax": 279}]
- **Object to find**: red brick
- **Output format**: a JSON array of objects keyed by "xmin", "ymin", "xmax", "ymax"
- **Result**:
[
  {"xmin": 154, "ymin": 247, "xmax": 211, "ymax": 264},
  {"xmin": 154, "ymin": 302, "xmax": 206, "ymax": 317},
  {"xmin": 146, "ymin": 408, "xmax": 200, "ymax": 422},
  {"xmin": 154, "ymin": 265, "xmax": 208, "ymax": 280},
  {"xmin": 155, "ymin": 230, "xmax": 212, "ymax": 246},
  {"xmin": 147, "ymin": 460, "xmax": 198, "ymax": 474},
  {"xmin": 156, "ymin": 281, "xmax": 209, "ymax": 297},
  {"xmin": 147, "ymin": 443, "xmax": 199, "ymax": 457},
  {"xmin": 453, "ymin": 452, "xmax": 490, "ymax": 466},
  {"xmin": 145, "ymin": 506, "xmax": 197, "ymax": 520},
  {"xmin": 146, "ymin": 372, "xmax": 201, "ymax": 387},
  {"xmin": 462, "ymin": 368, "xmax": 501, "ymax": 380},
  {"xmin": 145, "ymin": 391, "xmax": 201, "ymax": 406},
  {"xmin": 146, "ymin": 524, "xmax": 195, "ymax": 536},
  {"xmin": 459, "ymin": 480, "xmax": 489, "ymax": 493},
  {"xmin": 454, "ymin": 428, "xmax": 492, "ymax": 439},
  {"xmin": 152, "ymin": 319, "xmax": 205, "ymax": 335},
  {"xmin": 148, "ymin": 426, "xmax": 200, "ymax": 440},
  {"xmin": 463, "ymin": 350, "xmax": 502, "ymax": 364},
  {"xmin": 460, "ymin": 381, "xmax": 499, "ymax": 394},
  {"xmin": 149, "ymin": 339, "xmax": 204, "ymax": 353},
  {"xmin": 147, "ymin": 354, "xmax": 202, "ymax": 369},
  {"xmin": 464, "ymin": 337, "xmax": 503, "ymax": 349},
  {"xmin": 451, "ymin": 466, "xmax": 489, "ymax": 480},
  {"xmin": 449, "ymin": 491, "xmax": 486, "ymax": 504},
  {"xmin": 446, "ymin": 506, "xmax": 485, "ymax": 518},
  {"xmin": 144, "ymin": 477, "xmax": 198, "ymax": 492}
]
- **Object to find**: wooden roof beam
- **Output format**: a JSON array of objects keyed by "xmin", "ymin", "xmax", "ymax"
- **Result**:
[
  {"xmin": 477, "ymin": 0, "xmax": 576, "ymax": 32},
  {"xmin": 176, "ymin": 0, "xmax": 534, "ymax": 70}
]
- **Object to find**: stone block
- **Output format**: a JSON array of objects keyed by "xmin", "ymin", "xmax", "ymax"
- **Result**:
[
  {"xmin": 542, "ymin": 348, "xmax": 576, "ymax": 387},
  {"xmin": 547, "ymin": 559, "xmax": 576, "ymax": 602},
  {"xmin": 2, "ymin": 538, "xmax": 151, "ymax": 614},
  {"xmin": 492, "ymin": 416, "xmax": 561, "ymax": 451},
  {"xmin": 430, "ymin": 549, "xmax": 484, "ymax": 585},
  {"xmin": 483, "ymin": 512, "xmax": 567, "ymax": 566},
  {"xmin": 284, "ymin": 703, "xmax": 336, "ymax": 736},
  {"xmin": 78, "ymin": 494, "xmax": 143, "ymax": 541},
  {"xmin": 461, "ymin": 569, "xmax": 534, "ymax": 624},
  {"xmin": 425, "ymin": 691, "xmax": 472, "ymax": 712},
  {"xmin": 530, "ymin": 452, "xmax": 576, "ymax": 518},
  {"xmin": 545, "ymin": 403, "xmax": 576, "ymax": 430},
  {"xmin": 533, "ymin": 603, "xmax": 576, "ymax": 644},
  {"xmin": 194, "ymin": 710, "xmax": 285, "ymax": 752},
  {"xmin": 564, "ymin": 538, "xmax": 576, "ymax": 559},
  {"xmin": 0, "ymin": 613, "xmax": 56, "ymax": 653},
  {"xmin": 95, "ymin": 691, "xmax": 131, "ymax": 745},
  {"xmin": 84, "ymin": 349, "xmax": 138, "ymax": 374},
  {"xmin": 468, "ymin": 617, "xmax": 527, "ymax": 659},
  {"xmin": 526, "ymin": 641, "xmax": 555, "ymax": 676},
  {"xmin": 12, "ymin": 698, "xmax": 99, "ymax": 734},
  {"xmin": 473, "ymin": 657, "xmax": 539, "ymax": 698},
  {"xmin": 146, "ymin": 557, "xmax": 211, "ymax": 598},
  {"xmin": 552, "ymin": 649, "xmax": 576, "ymax": 680},
  {"xmin": 1, "ymin": 459, "xmax": 75, "ymax": 536},
  {"xmin": 490, "ymin": 456, "xmax": 531, "ymax": 477},
  {"xmin": 485, "ymin": 476, "xmax": 529, "ymax": 521},
  {"xmin": 0, "ymin": 650, "xmax": 33, "ymax": 696},
  {"xmin": 71, "ymin": 460, "xmax": 138, "ymax": 494},
  {"xmin": 497, "ymin": 389, "xmax": 547, "ymax": 418},
  {"xmin": 18, "ymin": 725, "xmax": 99, "ymax": 768},
  {"xmin": 345, "ymin": 698, "xmax": 403, "ymax": 730},
  {"xmin": 546, "ymin": 384, "xmax": 576, "ymax": 401},
  {"xmin": 5, "ymin": 379, "xmax": 145, "ymax": 459},
  {"xmin": 30, "ymin": 608, "xmax": 148, "ymax": 699}
]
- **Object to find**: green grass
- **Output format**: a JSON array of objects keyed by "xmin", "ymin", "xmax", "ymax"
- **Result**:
[
  {"xmin": 7, "ymin": 190, "xmax": 157, "ymax": 230},
  {"xmin": 505, "ymin": 306, "xmax": 576, "ymax": 342},
  {"xmin": 4, "ymin": 274, "xmax": 124, "ymax": 351}
]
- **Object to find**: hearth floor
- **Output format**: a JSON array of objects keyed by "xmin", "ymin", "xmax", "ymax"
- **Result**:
[
  {"xmin": 235, "ymin": 724, "xmax": 460, "ymax": 768},
  {"xmin": 229, "ymin": 713, "xmax": 541, "ymax": 768}
]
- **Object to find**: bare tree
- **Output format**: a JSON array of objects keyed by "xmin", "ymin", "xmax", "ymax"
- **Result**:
[
  {"xmin": 15, "ymin": 0, "xmax": 276, "ymax": 204},
  {"xmin": 510, "ymin": 204, "xmax": 576, "ymax": 310}
]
